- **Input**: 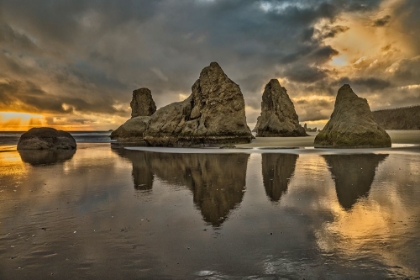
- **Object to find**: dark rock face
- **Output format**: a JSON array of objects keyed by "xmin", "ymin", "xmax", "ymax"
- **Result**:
[
  {"xmin": 314, "ymin": 84, "xmax": 391, "ymax": 148},
  {"xmin": 323, "ymin": 154, "xmax": 388, "ymax": 210},
  {"xmin": 111, "ymin": 88, "xmax": 156, "ymax": 141},
  {"xmin": 130, "ymin": 88, "xmax": 156, "ymax": 118},
  {"xmin": 110, "ymin": 116, "xmax": 150, "ymax": 141},
  {"xmin": 18, "ymin": 149, "xmax": 76, "ymax": 165},
  {"xmin": 144, "ymin": 62, "xmax": 253, "ymax": 146},
  {"xmin": 262, "ymin": 153, "xmax": 298, "ymax": 202},
  {"xmin": 17, "ymin": 127, "xmax": 76, "ymax": 150},
  {"xmin": 373, "ymin": 105, "xmax": 420, "ymax": 130},
  {"xmin": 255, "ymin": 79, "xmax": 306, "ymax": 137}
]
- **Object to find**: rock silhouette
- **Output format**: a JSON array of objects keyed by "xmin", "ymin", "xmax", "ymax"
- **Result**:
[
  {"xmin": 144, "ymin": 62, "xmax": 253, "ymax": 146},
  {"xmin": 255, "ymin": 79, "xmax": 306, "ymax": 137},
  {"xmin": 262, "ymin": 153, "xmax": 298, "ymax": 202},
  {"xmin": 111, "ymin": 87, "xmax": 156, "ymax": 141},
  {"xmin": 130, "ymin": 88, "xmax": 157, "ymax": 118},
  {"xmin": 17, "ymin": 127, "xmax": 76, "ymax": 150},
  {"xmin": 314, "ymin": 84, "xmax": 391, "ymax": 148},
  {"xmin": 323, "ymin": 154, "xmax": 388, "ymax": 210}
]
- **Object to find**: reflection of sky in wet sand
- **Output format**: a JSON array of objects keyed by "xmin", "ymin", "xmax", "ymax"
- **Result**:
[{"xmin": 0, "ymin": 144, "xmax": 420, "ymax": 279}]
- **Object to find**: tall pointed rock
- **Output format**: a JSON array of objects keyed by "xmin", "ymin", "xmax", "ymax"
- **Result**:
[
  {"xmin": 111, "ymin": 87, "xmax": 156, "ymax": 141},
  {"xmin": 314, "ymin": 84, "xmax": 391, "ymax": 148},
  {"xmin": 255, "ymin": 79, "xmax": 306, "ymax": 137},
  {"xmin": 130, "ymin": 88, "xmax": 156, "ymax": 118},
  {"xmin": 145, "ymin": 62, "xmax": 253, "ymax": 146}
]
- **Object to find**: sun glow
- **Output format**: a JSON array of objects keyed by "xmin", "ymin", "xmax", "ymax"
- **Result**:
[{"xmin": 0, "ymin": 112, "xmax": 46, "ymax": 131}]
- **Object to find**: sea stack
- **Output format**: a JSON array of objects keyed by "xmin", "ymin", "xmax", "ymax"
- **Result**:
[
  {"xmin": 17, "ymin": 127, "xmax": 76, "ymax": 150},
  {"xmin": 111, "ymin": 88, "xmax": 156, "ymax": 141},
  {"xmin": 144, "ymin": 62, "xmax": 253, "ymax": 146},
  {"xmin": 254, "ymin": 79, "xmax": 306, "ymax": 137},
  {"xmin": 314, "ymin": 84, "xmax": 391, "ymax": 148},
  {"xmin": 130, "ymin": 88, "xmax": 156, "ymax": 118}
]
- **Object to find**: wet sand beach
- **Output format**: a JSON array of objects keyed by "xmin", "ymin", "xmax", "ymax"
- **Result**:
[{"xmin": 0, "ymin": 131, "xmax": 420, "ymax": 279}]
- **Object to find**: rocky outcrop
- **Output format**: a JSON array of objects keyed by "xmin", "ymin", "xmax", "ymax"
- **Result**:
[
  {"xmin": 130, "ymin": 88, "xmax": 156, "ymax": 118},
  {"xmin": 111, "ymin": 87, "xmax": 156, "ymax": 141},
  {"xmin": 255, "ymin": 79, "xmax": 307, "ymax": 137},
  {"xmin": 314, "ymin": 84, "xmax": 391, "ymax": 148},
  {"xmin": 372, "ymin": 105, "xmax": 420, "ymax": 130},
  {"xmin": 144, "ymin": 62, "xmax": 253, "ymax": 146},
  {"xmin": 110, "ymin": 116, "xmax": 150, "ymax": 141},
  {"xmin": 17, "ymin": 127, "xmax": 76, "ymax": 150}
]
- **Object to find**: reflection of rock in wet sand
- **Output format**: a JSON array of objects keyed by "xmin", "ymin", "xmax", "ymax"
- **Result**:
[
  {"xmin": 262, "ymin": 154, "xmax": 298, "ymax": 202},
  {"xmin": 150, "ymin": 153, "xmax": 249, "ymax": 227},
  {"xmin": 18, "ymin": 149, "xmax": 76, "ymax": 166},
  {"xmin": 323, "ymin": 154, "xmax": 388, "ymax": 210},
  {"xmin": 113, "ymin": 149, "xmax": 249, "ymax": 227},
  {"xmin": 112, "ymin": 149, "xmax": 154, "ymax": 191}
]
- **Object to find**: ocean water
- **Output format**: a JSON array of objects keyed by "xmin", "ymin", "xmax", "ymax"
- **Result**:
[{"xmin": 0, "ymin": 138, "xmax": 420, "ymax": 279}]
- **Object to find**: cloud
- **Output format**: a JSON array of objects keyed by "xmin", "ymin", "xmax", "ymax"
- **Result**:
[
  {"xmin": 0, "ymin": 0, "xmax": 419, "ymax": 127},
  {"xmin": 373, "ymin": 15, "xmax": 391, "ymax": 27}
]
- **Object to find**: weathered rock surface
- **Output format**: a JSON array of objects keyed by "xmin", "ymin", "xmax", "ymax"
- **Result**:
[
  {"xmin": 144, "ymin": 62, "xmax": 253, "ymax": 146},
  {"xmin": 255, "ymin": 79, "xmax": 307, "ymax": 137},
  {"xmin": 17, "ymin": 127, "xmax": 76, "ymax": 150},
  {"xmin": 130, "ymin": 88, "xmax": 156, "ymax": 118},
  {"xmin": 314, "ymin": 84, "xmax": 391, "ymax": 148},
  {"xmin": 18, "ymin": 149, "xmax": 76, "ymax": 165},
  {"xmin": 111, "ymin": 87, "xmax": 156, "ymax": 142},
  {"xmin": 110, "ymin": 116, "xmax": 150, "ymax": 140}
]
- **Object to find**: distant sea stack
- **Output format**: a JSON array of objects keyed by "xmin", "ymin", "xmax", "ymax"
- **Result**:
[
  {"xmin": 130, "ymin": 88, "xmax": 156, "ymax": 118},
  {"xmin": 17, "ymin": 127, "xmax": 76, "ymax": 150},
  {"xmin": 144, "ymin": 62, "xmax": 253, "ymax": 146},
  {"xmin": 254, "ymin": 79, "xmax": 307, "ymax": 137},
  {"xmin": 314, "ymin": 84, "xmax": 391, "ymax": 148},
  {"xmin": 111, "ymin": 88, "xmax": 156, "ymax": 141},
  {"xmin": 372, "ymin": 105, "xmax": 420, "ymax": 130}
]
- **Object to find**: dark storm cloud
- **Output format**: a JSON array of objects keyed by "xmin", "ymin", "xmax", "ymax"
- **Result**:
[
  {"xmin": 373, "ymin": 15, "xmax": 391, "ymax": 27},
  {"xmin": 334, "ymin": 77, "xmax": 391, "ymax": 92},
  {"xmin": 0, "ymin": 79, "xmax": 126, "ymax": 115},
  {"xmin": 0, "ymin": 0, "xmax": 411, "ymax": 124},
  {"xmin": 393, "ymin": 57, "xmax": 420, "ymax": 83},
  {"xmin": 284, "ymin": 65, "xmax": 328, "ymax": 83}
]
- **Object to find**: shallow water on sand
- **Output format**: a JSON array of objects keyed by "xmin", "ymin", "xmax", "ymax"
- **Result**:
[{"xmin": 1, "ymin": 144, "xmax": 420, "ymax": 279}]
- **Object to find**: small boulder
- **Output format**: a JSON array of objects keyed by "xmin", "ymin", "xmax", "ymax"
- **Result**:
[
  {"xmin": 17, "ymin": 127, "xmax": 76, "ymax": 150},
  {"xmin": 314, "ymin": 84, "xmax": 391, "ymax": 148},
  {"xmin": 255, "ymin": 79, "xmax": 307, "ymax": 137},
  {"xmin": 130, "ymin": 88, "xmax": 156, "ymax": 118}
]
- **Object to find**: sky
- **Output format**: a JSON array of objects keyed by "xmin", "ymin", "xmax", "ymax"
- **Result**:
[{"xmin": 0, "ymin": 0, "xmax": 419, "ymax": 130}]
